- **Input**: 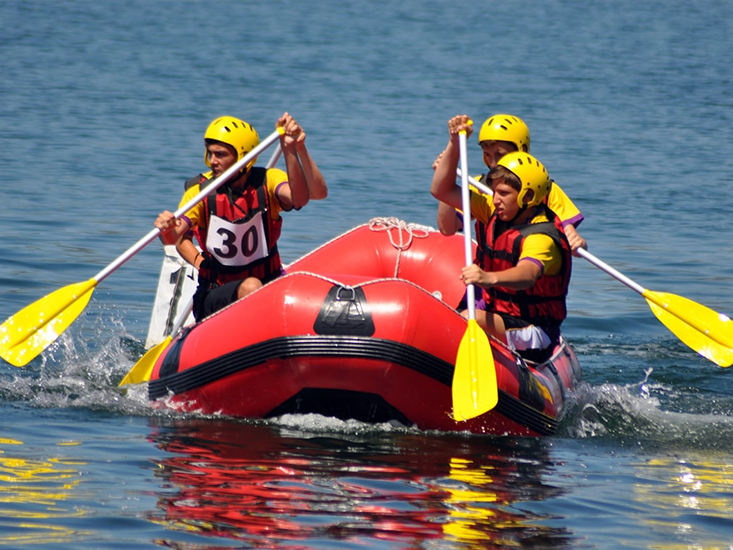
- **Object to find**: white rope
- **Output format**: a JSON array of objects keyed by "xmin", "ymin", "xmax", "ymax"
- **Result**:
[{"xmin": 367, "ymin": 217, "xmax": 433, "ymax": 277}]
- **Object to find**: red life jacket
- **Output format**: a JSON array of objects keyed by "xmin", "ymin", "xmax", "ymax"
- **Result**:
[
  {"xmin": 188, "ymin": 168, "xmax": 284, "ymax": 286},
  {"xmin": 480, "ymin": 206, "xmax": 571, "ymax": 327}
]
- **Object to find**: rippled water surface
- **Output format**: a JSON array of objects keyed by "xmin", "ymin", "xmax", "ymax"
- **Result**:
[{"xmin": 1, "ymin": 0, "xmax": 733, "ymax": 548}]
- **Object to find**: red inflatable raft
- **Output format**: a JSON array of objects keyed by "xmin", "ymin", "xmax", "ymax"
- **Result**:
[{"xmin": 148, "ymin": 219, "xmax": 581, "ymax": 436}]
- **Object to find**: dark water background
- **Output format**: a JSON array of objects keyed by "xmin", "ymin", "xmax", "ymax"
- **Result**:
[{"xmin": 1, "ymin": 1, "xmax": 733, "ymax": 548}]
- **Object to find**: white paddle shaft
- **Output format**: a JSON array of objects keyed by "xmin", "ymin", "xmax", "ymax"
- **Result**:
[{"xmin": 458, "ymin": 132, "xmax": 476, "ymax": 321}]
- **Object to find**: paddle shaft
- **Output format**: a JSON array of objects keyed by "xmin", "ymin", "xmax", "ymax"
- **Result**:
[
  {"xmin": 574, "ymin": 248, "xmax": 646, "ymax": 295},
  {"xmin": 92, "ymin": 130, "xmax": 281, "ymax": 285},
  {"xmin": 458, "ymin": 132, "xmax": 477, "ymax": 320},
  {"xmin": 168, "ymin": 297, "xmax": 194, "ymax": 338},
  {"xmin": 265, "ymin": 142, "xmax": 283, "ymax": 168}
]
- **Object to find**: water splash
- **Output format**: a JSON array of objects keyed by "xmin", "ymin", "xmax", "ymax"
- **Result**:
[
  {"xmin": 0, "ymin": 309, "xmax": 151, "ymax": 416},
  {"xmin": 562, "ymin": 376, "xmax": 733, "ymax": 452}
]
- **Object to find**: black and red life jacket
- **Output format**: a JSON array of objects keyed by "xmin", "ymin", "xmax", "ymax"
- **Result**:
[
  {"xmin": 186, "ymin": 168, "xmax": 283, "ymax": 286},
  {"xmin": 480, "ymin": 205, "xmax": 571, "ymax": 327}
]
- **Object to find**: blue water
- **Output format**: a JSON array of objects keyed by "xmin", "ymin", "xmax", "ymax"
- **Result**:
[{"xmin": 2, "ymin": 0, "xmax": 733, "ymax": 548}]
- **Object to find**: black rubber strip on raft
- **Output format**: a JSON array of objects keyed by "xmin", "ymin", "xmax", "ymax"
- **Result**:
[
  {"xmin": 147, "ymin": 335, "xmax": 557, "ymax": 435},
  {"xmin": 149, "ymin": 336, "xmax": 453, "ymax": 398}
]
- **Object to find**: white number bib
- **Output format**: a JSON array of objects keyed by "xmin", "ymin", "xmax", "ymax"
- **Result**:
[{"xmin": 206, "ymin": 212, "xmax": 269, "ymax": 267}]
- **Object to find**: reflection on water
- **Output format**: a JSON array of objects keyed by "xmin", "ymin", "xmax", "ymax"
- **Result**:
[
  {"xmin": 0, "ymin": 438, "xmax": 88, "ymax": 546},
  {"xmin": 147, "ymin": 418, "xmax": 577, "ymax": 549},
  {"xmin": 631, "ymin": 456, "xmax": 733, "ymax": 548}
]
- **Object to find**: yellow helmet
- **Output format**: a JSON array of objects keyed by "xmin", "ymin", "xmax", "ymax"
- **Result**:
[
  {"xmin": 497, "ymin": 152, "xmax": 550, "ymax": 208},
  {"xmin": 478, "ymin": 114, "xmax": 530, "ymax": 152},
  {"xmin": 203, "ymin": 116, "xmax": 260, "ymax": 170}
]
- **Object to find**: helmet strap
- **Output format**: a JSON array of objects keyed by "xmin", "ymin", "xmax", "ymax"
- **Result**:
[
  {"xmin": 510, "ymin": 205, "xmax": 527, "ymax": 224},
  {"xmin": 225, "ymin": 167, "xmax": 250, "ymax": 189}
]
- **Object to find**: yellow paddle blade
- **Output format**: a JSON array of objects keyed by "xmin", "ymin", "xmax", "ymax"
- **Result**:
[
  {"xmin": 644, "ymin": 290, "xmax": 733, "ymax": 367},
  {"xmin": 119, "ymin": 336, "xmax": 171, "ymax": 387},
  {"xmin": 0, "ymin": 279, "xmax": 97, "ymax": 367},
  {"xmin": 452, "ymin": 319, "xmax": 498, "ymax": 421}
]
